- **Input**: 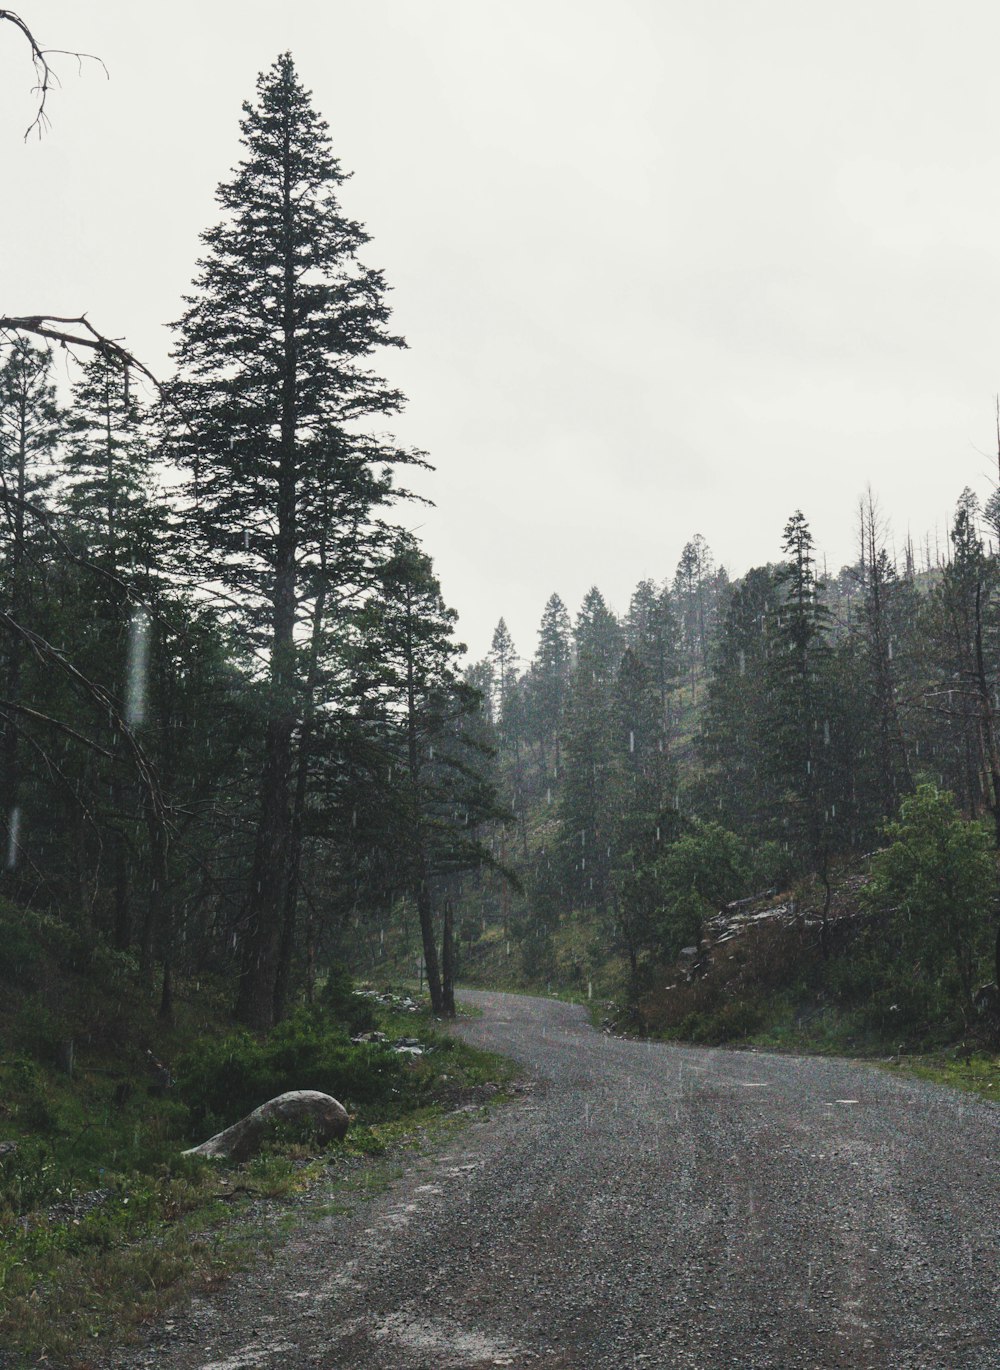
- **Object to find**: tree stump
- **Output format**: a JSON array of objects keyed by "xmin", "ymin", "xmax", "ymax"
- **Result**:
[{"xmin": 182, "ymin": 1090, "xmax": 349, "ymax": 1162}]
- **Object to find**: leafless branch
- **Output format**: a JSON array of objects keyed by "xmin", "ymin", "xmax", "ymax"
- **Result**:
[
  {"xmin": 0, "ymin": 610, "xmax": 169, "ymax": 834},
  {"xmin": 0, "ymin": 314, "xmax": 156, "ymax": 385},
  {"xmin": 0, "ymin": 9, "xmax": 107, "ymax": 139},
  {"xmin": 0, "ymin": 706, "xmax": 104, "ymax": 847},
  {"xmin": 0, "ymin": 696, "xmax": 114, "ymax": 758}
]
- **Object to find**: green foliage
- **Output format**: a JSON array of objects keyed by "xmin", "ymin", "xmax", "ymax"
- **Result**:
[
  {"xmin": 177, "ymin": 1008, "xmax": 406, "ymax": 1135},
  {"xmin": 862, "ymin": 784, "xmax": 996, "ymax": 1008},
  {"xmin": 656, "ymin": 889, "xmax": 711, "ymax": 962},
  {"xmin": 658, "ymin": 821, "xmax": 750, "ymax": 909},
  {"xmin": 318, "ymin": 963, "xmax": 376, "ymax": 1034}
]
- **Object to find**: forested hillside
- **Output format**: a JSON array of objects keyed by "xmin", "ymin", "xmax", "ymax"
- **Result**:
[
  {"xmin": 4, "ymin": 49, "xmax": 1000, "ymax": 1068},
  {"xmin": 439, "ymin": 495, "xmax": 1000, "ymax": 1048}
]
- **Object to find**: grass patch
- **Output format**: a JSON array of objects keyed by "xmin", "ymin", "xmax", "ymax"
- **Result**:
[{"xmin": 876, "ymin": 1050, "xmax": 1000, "ymax": 1104}]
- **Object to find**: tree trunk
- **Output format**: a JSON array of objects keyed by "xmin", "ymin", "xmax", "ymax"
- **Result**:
[
  {"xmin": 417, "ymin": 874, "xmax": 444, "ymax": 1013},
  {"xmin": 237, "ymin": 716, "xmax": 294, "ymax": 1029},
  {"xmin": 237, "ymin": 115, "xmax": 300, "ymax": 1031},
  {"xmin": 441, "ymin": 896, "xmax": 456, "ymax": 1017},
  {"xmin": 274, "ymin": 569, "xmax": 329, "ymax": 1022}
]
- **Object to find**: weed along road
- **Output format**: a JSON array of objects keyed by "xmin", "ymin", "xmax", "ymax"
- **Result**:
[{"xmin": 109, "ymin": 991, "xmax": 1000, "ymax": 1370}]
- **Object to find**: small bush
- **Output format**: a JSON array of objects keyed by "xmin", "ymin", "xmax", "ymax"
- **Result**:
[
  {"xmin": 318, "ymin": 963, "xmax": 376, "ymax": 1034},
  {"xmin": 177, "ymin": 1007, "xmax": 406, "ymax": 1136}
]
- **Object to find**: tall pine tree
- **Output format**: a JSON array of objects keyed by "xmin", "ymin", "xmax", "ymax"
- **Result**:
[{"xmin": 172, "ymin": 54, "xmax": 418, "ymax": 1026}]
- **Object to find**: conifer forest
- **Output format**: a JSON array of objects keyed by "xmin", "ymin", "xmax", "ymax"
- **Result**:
[
  {"xmin": 3, "ymin": 49, "xmax": 1000, "ymax": 1048},
  {"xmin": 4, "ymin": 16, "xmax": 1000, "ymax": 1362}
]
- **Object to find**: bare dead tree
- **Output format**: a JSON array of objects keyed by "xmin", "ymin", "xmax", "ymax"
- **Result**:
[{"xmin": 0, "ymin": 8, "xmax": 107, "ymax": 139}]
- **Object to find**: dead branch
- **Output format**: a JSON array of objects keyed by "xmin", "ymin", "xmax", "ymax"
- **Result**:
[
  {"xmin": 0, "ymin": 697, "xmax": 114, "ymax": 759},
  {"xmin": 0, "ymin": 315, "xmax": 155, "ymax": 385},
  {"xmin": 0, "ymin": 9, "xmax": 107, "ymax": 140},
  {"xmin": 0, "ymin": 610, "xmax": 169, "ymax": 833},
  {"xmin": 0, "ymin": 706, "xmax": 105, "ymax": 849}
]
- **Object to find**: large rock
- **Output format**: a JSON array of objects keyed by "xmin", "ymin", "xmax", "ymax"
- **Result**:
[{"xmin": 183, "ymin": 1089, "xmax": 349, "ymax": 1162}]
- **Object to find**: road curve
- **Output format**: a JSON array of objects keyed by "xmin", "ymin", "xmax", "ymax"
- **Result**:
[{"xmin": 109, "ymin": 990, "xmax": 1000, "ymax": 1369}]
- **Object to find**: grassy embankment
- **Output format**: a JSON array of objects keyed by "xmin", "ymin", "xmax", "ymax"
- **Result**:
[
  {"xmin": 0, "ymin": 901, "xmax": 514, "ymax": 1363},
  {"xmin": 632, "ymin": 860, "xmax": 1000, "ymax": 1104}
]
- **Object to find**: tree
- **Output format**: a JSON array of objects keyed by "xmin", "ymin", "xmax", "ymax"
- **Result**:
[
  {"xmin": 62, "ymin": 354, "xmax": 163, "ymax": 578},
  {"xmin": 673, "ymin": 534, "xmax": 715, "ymax": 688},
  {"xmin": 488, "ymin": 618, "xmax": 519, "ymax": 747},
  {"xmin": 574, "ymin": 586, "xmax": 621, "ymax": 683},
  {"xmin": 863, "ymin": 784, "xmax": 995, "ymax": 1013},
  {"xmin": 526, "ymin": 593, "xmax": 571, "ymax": 774},
  {"xmin": 357, "ymin": 541, "xmax": 502, "ymax": 1014},
  {"xmin": 171, "ymin": 54, "xmax": 418, "ymax": 1028},
  {"xmin": 0, "ymin": 341, "xmax": 61, "ymax": 860},
  {"xmin": 764, "ymin": 512, "xmax": 839, "ymax": 941},
  {"xmin": 699, "ymin": 564, "xmax": 783, "ymax": 838},
  {"xmin": 625, "ymin": 578, "xmax": 678, "ymax": 741}
]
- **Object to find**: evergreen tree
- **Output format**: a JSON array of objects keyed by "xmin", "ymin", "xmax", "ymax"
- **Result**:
[
  {"xmin": 673, "ymin": 533, "xmax": 714, "ymax": 686},
  {"xmin": 356, "ymin": 541, "xmax": 500, "ymax": 1013},
  {"xmin": 526, "ymin": 592, "xmax": 571, "ymax": 774},
  {"xmin": 925, "ymin": 490, "xmax": 1000, "ymax": 843},
  {"xmin": 625, "ymin": 577, "xmax": 679, "ymax": 743},
  {"xmin": 765, "ymin": 512, "xmax": 839, "ymax": 933},
  {"xmin": 488, "ymin": 618, "xmax": 519, "ymax": 739},
  {"xmin": 62, "ymin": 355, "xmax": 162, "ymax": 577},
  {"xmin": 171, "ymin": 54, "xmax": 416, "ymax": 1027},
  {"xmin": 574, "ymin": 586, "xmax": 621, "ymax": 683},
  {"xmin": 699, "ymin": 565, "xmax": 782, "ymax": 838},
  {"xmin": 0, "ymin": 341, "xmax": 62, "ymax": 876},
  {"xmin": 852, "ymin": 494, "xmax": 914, "ymax": 826}
]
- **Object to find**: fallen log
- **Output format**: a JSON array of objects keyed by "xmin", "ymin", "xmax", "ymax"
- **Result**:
[{"xmin": 182, "ymin": 1090, "xmax": 349, "ymax": 1162}]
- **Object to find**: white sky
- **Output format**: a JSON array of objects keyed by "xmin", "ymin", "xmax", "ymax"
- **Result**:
[{"xmin": 3, "ymin": 1, "xmax": 1000, "ymax": 663}]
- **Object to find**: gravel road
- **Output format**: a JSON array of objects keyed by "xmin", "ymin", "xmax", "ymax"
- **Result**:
[{"xmin": 108, "ymin": 990, "xmax": 1000, "ymax": 1369}]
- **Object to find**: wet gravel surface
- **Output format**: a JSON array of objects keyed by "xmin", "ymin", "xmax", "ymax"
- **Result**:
[{"xmin": 106, "ymin": 990, "xmax": 1000, "ymax": 1369}]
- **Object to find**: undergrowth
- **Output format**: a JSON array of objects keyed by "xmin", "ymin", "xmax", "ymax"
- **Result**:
[{"xmin": 0, "ymin": 900, "xmax": 515, "ymax": 1363}]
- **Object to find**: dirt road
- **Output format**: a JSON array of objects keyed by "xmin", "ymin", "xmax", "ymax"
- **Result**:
[{"xmin": 109, "ymin": 990, "xmax": 1000, "ymax": 1369}]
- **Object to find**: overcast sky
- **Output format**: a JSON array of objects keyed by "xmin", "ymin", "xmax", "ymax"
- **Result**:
[{"xmin": 3, "ymin": 2, "xmax": 1000, "ymax": 663}]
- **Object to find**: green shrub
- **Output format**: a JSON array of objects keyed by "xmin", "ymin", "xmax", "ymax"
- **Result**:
[
  {"xmin": 862, "ymin": 784, "xmax": 995, "ymax": 1012},
  {"xmin": 318, "ymin": 963, "xmax": 376, "ymax": 1034},
  {"xmin": 0, "ymin": 1138, "xmax": 62, "ymax": 1218},
  {"xmin": 177, "ymin": 1008, "xmax": 406, "ymax": 1136}
]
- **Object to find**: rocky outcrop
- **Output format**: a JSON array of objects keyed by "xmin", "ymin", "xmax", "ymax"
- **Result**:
[{"xmin": 183, "ymin": 1090, "xmax": 349, "ymax": 1162}]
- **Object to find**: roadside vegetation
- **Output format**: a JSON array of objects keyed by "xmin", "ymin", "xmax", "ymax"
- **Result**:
[{"xmin": 0, "ymin": 899, "xmax": 513, "ymax": 1362}]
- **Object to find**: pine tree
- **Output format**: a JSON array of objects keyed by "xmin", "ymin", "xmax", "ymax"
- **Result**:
[
  {"xmin": 625, "ymin": 577, "xmax": 679, "ymax": 742},
  {"xmin": 488, "ymin": 619, "xmax": 518, "ymax": 739},
  {"xmin": 574, "ymin": 586, "xmax": 621, "ymax": 683},
  {"xmin": 62, "ymin": 355, "xmax": 161, "ymax": 577},
  {"xmin": 699, "ymin": 565, "xmax": 782, "ymax": 837},
  {"xmin": 673, "ymin": 533, "xmax": 714, "ymax": 686},
  {"xmin": 357, "ymin": 540, "xmax": 500, "ymax": 1014},
  {"xmin": 172, "ymin": 54, "xmax": 417, "ymax": 1027},
  {"xmin": 928, "ymin": 490, "xmax": 1000, "ymax": 843},
  {"xmin": 765, "ymin": 512, "xmax": 838, "ymax": 935},
  {"xmin": 854, "ymin": 494, "xmax": 913, "ymax": 825},
  {"xmin": 526, "ymin": 592, "xmax": 571, "ymax": 773},
  {"xmin": 0, "ymin": 341, "xmax": 62, "ymax": 873}
]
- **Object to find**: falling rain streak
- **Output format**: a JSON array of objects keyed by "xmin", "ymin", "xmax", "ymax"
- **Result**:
[
  {"xmin": 6, "ymin": 807, "xmax": 21, "ymax": 871},
  {"xmin": 125, "ymin": 607, "xmax": 151, "ymax": 729}
]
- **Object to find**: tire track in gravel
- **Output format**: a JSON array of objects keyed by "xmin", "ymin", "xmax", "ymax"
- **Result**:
[{"xmin": 105, "ymin": 989, "xmax": 1000, "ymax": 1369}]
